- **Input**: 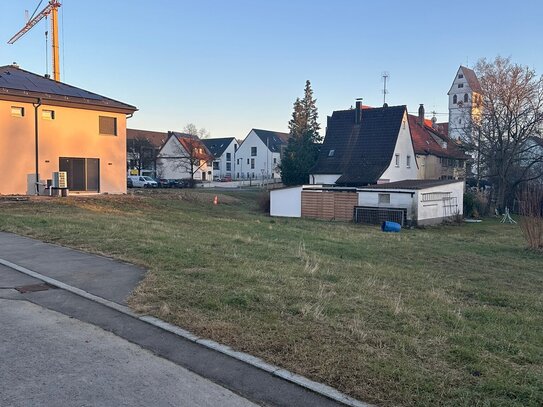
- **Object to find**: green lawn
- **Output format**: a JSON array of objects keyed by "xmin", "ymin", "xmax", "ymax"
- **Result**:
[{"xmin": 0, "ymin": 189, "xmax": 541, "ymax": 406}]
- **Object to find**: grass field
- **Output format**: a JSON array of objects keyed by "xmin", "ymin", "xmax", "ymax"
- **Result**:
[{"xmin": 0, "ymin": 189, "xmax": 541, "ymax": 406}]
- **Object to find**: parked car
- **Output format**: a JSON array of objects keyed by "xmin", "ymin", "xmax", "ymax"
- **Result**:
[
  {"xmin": 127, "ymin": 177, "xmax": 133, "ymax": 188},
  {"xmin": 156, "ymin": 178, "xmax": 173, "ymax": 188},
  {"xmin": 127, "ymin": 175, "xmax": 158, "ymax": 188}
]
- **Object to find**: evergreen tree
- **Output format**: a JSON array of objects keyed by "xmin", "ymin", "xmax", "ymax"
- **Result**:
[{"xmin": 280, "ymin": 80, "xmax": 321, "ymax": 185}]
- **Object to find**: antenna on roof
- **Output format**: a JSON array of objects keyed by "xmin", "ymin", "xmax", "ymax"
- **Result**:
[{"xmin": 382, "ymin": 71, "xmax": 389, "ymax": 105}]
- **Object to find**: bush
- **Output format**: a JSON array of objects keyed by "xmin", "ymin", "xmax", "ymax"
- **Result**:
[
  {"xmin": 518, "ymin": 185, "xmax": 543, "ymax": 251},
  {"xmin": 257, "ymin": 192, "xmax": 270, "ymax": 214},
  {"xmin": 464, "ymin": 190, "xmax": 486, "ymax": 218}
]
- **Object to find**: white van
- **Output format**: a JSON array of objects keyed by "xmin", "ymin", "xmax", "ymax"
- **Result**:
[{"xmin": 128, "ymin": 175, "xmax": 158, "ymax": 188}]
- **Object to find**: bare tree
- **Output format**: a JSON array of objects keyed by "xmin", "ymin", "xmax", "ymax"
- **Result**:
[
  {"xmin": 127, "ymin": 136, "xmax": 157, "ymax": 176},
  {"xmin": 183, "ymin": 123, "xmax": 211, "ymax": 139},
  {"xmin": 463, "ymin": 57, "xmax": 543, "ymax": 211},
  {"xmin": 161, "ymin": 124, "xmax": 213, "ymax": 185}
]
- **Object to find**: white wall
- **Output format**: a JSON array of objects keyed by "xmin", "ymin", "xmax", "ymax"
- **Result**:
[
  {"xmin": 235, "ymin": 130, "xmax": 282, "ymax": 180},
  {"xmin": 416, "ymin": 181, "xmax": 464, "ymax": 222},
  {"xmin": 270, "ymin": 186, "xmax": 303, "ymax": 217},
  {"xmin": 156, "ymin": 136, "xmax": 210, "ymax": 180},
  {"xmin": 380, "ymin": 111, "xmax": 419, "ymax": 183},
  {"xmin": 213, "ymin": 139, "xmax": 237, "ymax": 179},
  {"xmin": 357, "ymin": 190, "xmax": 416, "ymax": 220},
  {"xmin": 311, "ymin": 174, "xmax": 341, "ymax": 185}
]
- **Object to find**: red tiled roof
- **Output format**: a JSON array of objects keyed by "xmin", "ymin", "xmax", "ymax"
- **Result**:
[
  {"xmin": 408, "ymin": 115, "xmax": 468, "ymax": 160},
  {"xmin": 171, "ymin": 132, "xmax": 214, "ymax": 161},
  {"xmin": 460, "ymin": 66, "xmax": 483, "ymax": 94}
]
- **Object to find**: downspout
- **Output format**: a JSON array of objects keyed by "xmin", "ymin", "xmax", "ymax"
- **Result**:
[{"xmin": 33, "ymin": 98, "xmax": 42, "ymax": 195}]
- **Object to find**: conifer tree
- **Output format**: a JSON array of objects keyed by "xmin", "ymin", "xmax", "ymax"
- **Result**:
[{"xmin": 280, "ymin": 80, "xmax": 321, "ymax": 185}]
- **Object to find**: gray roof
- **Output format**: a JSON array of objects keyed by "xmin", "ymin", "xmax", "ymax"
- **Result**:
[
  {"xmin": 202, "ymin": 137, "xmax": 236, "ymax": 159},
  {"xmin": 251, "ymin": 129, "xmax": 289, "ymax": 152},
  {"xmin": 312, "ymin": 105, "xmax": 406, "ymax": 186},
  {"xmin": 0, "ymin": 65, "xmax": 136, "ymax": 113}
]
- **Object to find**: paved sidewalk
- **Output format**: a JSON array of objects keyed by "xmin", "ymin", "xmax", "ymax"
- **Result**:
[
  {"xmin": 0, "ymin": 232, "xmax": 350, "ymax": 407},
  {"xmin": 0, "ymin": 232, "xmax": 145, "ymax": 304}
]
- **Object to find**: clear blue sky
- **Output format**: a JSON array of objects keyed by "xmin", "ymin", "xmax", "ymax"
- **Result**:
[{"xmin": 1, "ymin": 0, "xmax": 542, "ymax": 139}]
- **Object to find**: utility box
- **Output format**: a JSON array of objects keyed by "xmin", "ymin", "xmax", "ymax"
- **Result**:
[{"xmin": 52, "ymin": 171, "xmax": 68, "ymax": 189}]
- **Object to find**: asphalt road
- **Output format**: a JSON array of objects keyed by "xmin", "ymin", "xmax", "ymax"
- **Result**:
[{"xmin": 0, "ymin": 266, "xmax": 257, "ymax": 407}]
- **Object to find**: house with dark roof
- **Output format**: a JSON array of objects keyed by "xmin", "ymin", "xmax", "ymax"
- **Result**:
[
  {"xmin": 126, "ymin": 128, "xmax": 168, "ymax": 178},
  {"xmin": 310, "ymin": 102, "xmax": 418, "ymax": 186},
  {"xmin": 0, "ymin": 64, "xmax": 137, "ymax": 195},
  {"xmin": 201, "ymin": 137, "xmax": 238, "ymax": 180},
  {"xmin": 235, "ymin": 128, "xmax": 289, "ymax": 180},
  {"xmin": 156, "ymin": 132, "xmax": 214, "ymax": 182},
  {"xmin": 409, "ymin": 105, "xmax": 469, "ymax": 180}
]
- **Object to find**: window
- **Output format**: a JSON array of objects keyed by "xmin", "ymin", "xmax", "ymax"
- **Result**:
[
  {"xmin": 213, "ymin": 162, "xmax": 219, "ymax": 170},
  {"xmin": 42, "ymin": 110, "xmax": 55, "ymax": 120},
  {"xmin": 11, "ymin": 106, "xmax": 24, "ymax": 117},
  {"xmin": 407, "ymin": 155, "xmax": 411, "ymax": 168},
  {"xmin": 226, "ymin": 153, "xmax": 231, "ymax": 161},
  {"xmin": 251, "ymin": 147, "xmax": 257, "ymax": 156},
  {"xmin": 395, "ymin": 154, "xmax": 400, "ymax": 167},
  {"xmin": 250, "ymin": 158, "xmax": 255, "ymax": 169},
  {"xmin": 458, "ymin": 74, "xmax": 464, "ymax": 79},
  {"xmin": 226, "ymin": 162, "xmax": 231, "ymax": 171},
  {"xmin": 247, "ymin": 158, "xmax": 249, "ymax": 165},
  {"xmin": 378, "ymin": 193, "xmax": 391, "ymax": 204},
  {"xmin": 247, "ymin": 172, "xmax": 250, "ymax": 178},
  {"xmin": 99, "ymin": 116, "xmax": 117, "ymax": 135},
  {"xmin": 453, "ymin": 95, "xmax": 458, "ymax": 104},
  {"xmin": 458, "ymin": 83, "xmax": 464, "ymax": 88},
  {"xmin": 273, "ymin": 157, "xmax": 277, "ymax": 164},
  {"xmin": 237, "ymin": 159, "xmax": 240, "ymax": 165},
  {"xmin": 328, "ymin": 149, "xmax": 335, "ymax": 157},
  {"xmin": 464, "ymin": 93, "xmax": 469, "ymax": 103}
]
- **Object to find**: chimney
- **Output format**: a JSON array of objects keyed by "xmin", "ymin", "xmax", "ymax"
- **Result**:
[
  {"xmin": 418, "ymin": 104, "xmax": 425, "ymax": 126},
  {"xmin": 355, "ymin": 99, "xmax": 363, "ymax": 124},
  {"xmin": 11, "ymin": 62, "xmax": 19, "ymax": 68}
]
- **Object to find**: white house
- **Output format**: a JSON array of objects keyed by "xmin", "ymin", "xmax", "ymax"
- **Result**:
[
  {"xmin": 156, "ymin": 132, "xmax": 213, "ymax": 181},
  {"xmin": 235, "ymin": 129, "xmax": 289, "ymax": 181},
  {"xmin": 201, "ymin": 137, "xmax": 238, "ymax": 180},
  {"xmin": 310, "ymin": 102, "xmax": 418, "ymax": 186}
]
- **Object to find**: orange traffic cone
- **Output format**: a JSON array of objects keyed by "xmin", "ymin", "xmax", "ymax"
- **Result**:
[{"xmin": 213, "ymin": 195, "xmax": 218, "ymax": 205}]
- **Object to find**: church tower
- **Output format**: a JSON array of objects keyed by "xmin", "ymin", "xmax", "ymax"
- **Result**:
[{"xmin": 448, "ymin": 66, "xmax": 482, "ymax": 140}]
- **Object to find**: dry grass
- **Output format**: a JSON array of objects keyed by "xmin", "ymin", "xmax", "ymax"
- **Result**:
[{"xmin": 0, "ymin": 189, "xmax": 541, "ymax": 406}]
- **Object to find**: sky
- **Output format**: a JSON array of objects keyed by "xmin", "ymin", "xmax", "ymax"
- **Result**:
[{"xmin": 1, "ymin": 0, "xmax": 542, "ymax": 139}]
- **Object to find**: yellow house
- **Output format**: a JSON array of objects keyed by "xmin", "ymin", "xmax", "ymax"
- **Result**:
[{"xmin": 0, "ymin": 64, "xmax": 137, "ymax": 195}]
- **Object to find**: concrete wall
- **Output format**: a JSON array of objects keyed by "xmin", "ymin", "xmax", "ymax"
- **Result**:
[
  {"xmin": 357, "ymin": 190, "xmax": 416, "ymax": 220},
  {"xmin": 270, "ymin": 186, "xmax": 303, "ymax": 217},
  {"xmin": 0, "ymin": 99, "xmax": 128, "ymax": 195},
  {"xmin": 235, "ymin": 130, "xmax": 282, "ymax": 180},
  {"xmin": 380, "ymin": 111, "xmax": 419, "ymax": 183},
  {"xmin": 416, "ymin": 181, "xmax": 464, "ymax": 223}
]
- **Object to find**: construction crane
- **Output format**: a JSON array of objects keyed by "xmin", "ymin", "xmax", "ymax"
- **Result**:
[{"xmin": 8, "ymin": 1, "xmax": 62, "ymax": 82}]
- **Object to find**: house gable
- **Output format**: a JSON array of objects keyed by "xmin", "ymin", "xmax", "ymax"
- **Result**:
[{"xmin": 312, "ymin": 105, "xmax": 410, "ymax": 186}]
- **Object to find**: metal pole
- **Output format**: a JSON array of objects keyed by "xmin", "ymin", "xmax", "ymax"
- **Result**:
[{"xmin": 33, "ymin": 98, "xmax": 42, "ymax": 195}]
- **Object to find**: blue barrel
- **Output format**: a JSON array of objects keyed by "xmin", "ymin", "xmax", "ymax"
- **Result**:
[{"xmin": 381, "ymin": 221, "xmax": 401, "ymax": 232}]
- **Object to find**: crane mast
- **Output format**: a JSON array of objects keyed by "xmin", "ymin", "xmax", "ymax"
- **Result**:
[{"xmin": 8, "ymin": 1, "xmax": 62, "ymax": 82}]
